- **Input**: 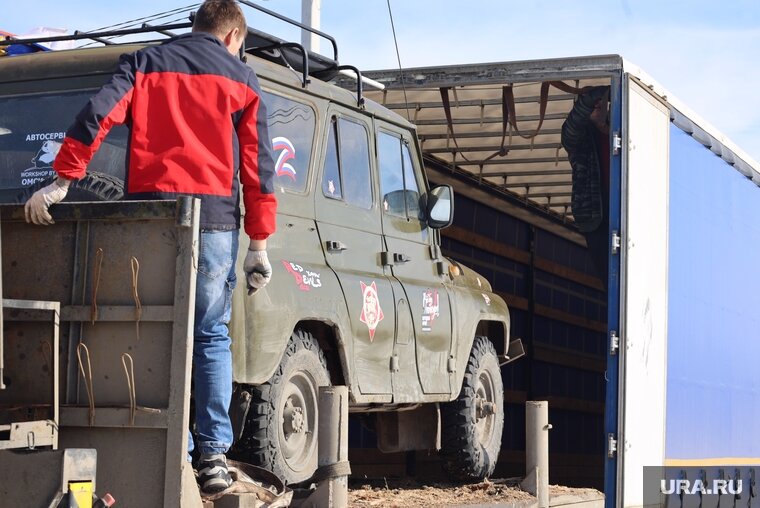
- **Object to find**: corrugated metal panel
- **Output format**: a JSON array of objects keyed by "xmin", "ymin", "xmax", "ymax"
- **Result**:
[
  {"xmin": 355, "ymin": 57, "xmax": 622, "ymax": 222},
  {"xmin": 368, "ymin": 78, "xmax": 611, "ymax": 220},
  {"xmin": 351, "ymin": 55, "xmax": 760, "ymax": 228}
]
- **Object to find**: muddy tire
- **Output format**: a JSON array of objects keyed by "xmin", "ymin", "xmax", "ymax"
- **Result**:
[
  {"xmin": 231, "ymin": 329, "xmax": 330, "ymax": 485},
  {"xmin": 17, "ymin": 171, "xmax": 124, "ymax": 203},
  {"xmin": 440, "ymin": 336, "xmax": 504, "ymax": 480}
]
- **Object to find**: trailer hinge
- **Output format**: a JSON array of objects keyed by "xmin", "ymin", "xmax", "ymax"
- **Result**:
[
  {"xmin": 610, "ymin": 331, "xmax": 620, "ymax": 355},
  {"xmin": 447, "ymin": 355, "xmax": 456, "ymax": 373},
  {"xmin": 612, "ymin": 132, "xmax": 622, "ymax": 155},
  {"xmin": 611, "ymin": 230, "xmax": 621, "ymax": 255},
  {"xmin": 607, "ymin": 434, "xmax": 618, "ymax": 458},
  {"xmin": 390, "ymin": 355, "xmax": 400, "ymax": 373}
]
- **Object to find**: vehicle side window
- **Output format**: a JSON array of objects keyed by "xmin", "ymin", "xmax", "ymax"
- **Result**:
[
  {"xmin": 378, "ymin": 131, "xmax": 422, "ymax": 220},
  {"xmin": 401, "ymin": 141, "xmax": 422, "ymax": 220},
  {"xmin": 322, "ymin": 118, "xmax": 342, "ymax": 199},
  {"xmin": 263, "ymin": 91, "xmax": 315, "ymax": 193},
  {"xmin": 0, "ymin": 90, "xmax": 128, "ymax": 193},
  {"xmin": 321, "ymin": 116, "xmax": 372, "ymax": 209}
]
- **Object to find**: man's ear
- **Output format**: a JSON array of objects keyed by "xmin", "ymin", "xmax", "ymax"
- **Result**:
[{"xmin": 223, "ymin": 27, "xmax": 241, "ymax": 48}]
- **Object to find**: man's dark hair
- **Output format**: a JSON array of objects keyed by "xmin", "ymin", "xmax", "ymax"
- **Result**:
[{"xmin": 193, "ymin": 0, "xmax": 247, "ymax": 38}]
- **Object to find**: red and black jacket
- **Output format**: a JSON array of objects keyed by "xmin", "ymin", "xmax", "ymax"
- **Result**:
[{"xmin": 53, "ymin": 32, "xmax": 277, "ymax": 239}]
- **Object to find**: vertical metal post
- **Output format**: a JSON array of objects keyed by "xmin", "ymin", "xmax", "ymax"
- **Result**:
[
  {"xmin": 0, "ymin": 218, "xmax": 4, "ymax": 390},
  {"xmin": 300, "ymin": 0, "xmax": 321, "ymax": 53},
  {"xmin": 315, "ymin": 385, "xmax": 348, "ymax": 507},
  {"xmin": 522, "ymin": 401, "xmax": 550, "ymax": 508},
  {"xmin": 527, "ymin": 226, "xmax": 536, "ymax": 400},
  {"xmin": 163, "ymin": 197, "xmax": 200, "ymax": 508},
  {"xmin": 604, "ymin": 73, "xmax": 624, "ymax": 508}
]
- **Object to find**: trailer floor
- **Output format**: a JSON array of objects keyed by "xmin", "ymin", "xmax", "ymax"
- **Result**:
[{"xmin": 348, "ymin": 480, "xmax": 603, "ymax": 507}]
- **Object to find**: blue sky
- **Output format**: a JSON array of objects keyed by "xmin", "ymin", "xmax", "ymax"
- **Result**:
[{"xmin": 4, "ymin": 0, "xmax": 760, "ymax": 162}]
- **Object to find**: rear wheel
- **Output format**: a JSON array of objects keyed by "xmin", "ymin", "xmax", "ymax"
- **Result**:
[
  {"xmin": 230, "ymin": 329, "xmax": 330, "ymax": 484},
  {"xmin": 17, "ymin": 171, "xmax": 124, "ymax": 203},
  {"xmin": 440, "ymin": 336, "xmax": 504, "ymax": 480}
]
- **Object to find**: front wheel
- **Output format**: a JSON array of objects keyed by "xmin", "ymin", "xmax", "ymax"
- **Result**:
[
  {"xmin": 440, "ymin": 336, "xmax": 504, "ymax": 480},
  {"xmin": 230, "ymin": 329, "xmax": 330, "ymax": 484}
]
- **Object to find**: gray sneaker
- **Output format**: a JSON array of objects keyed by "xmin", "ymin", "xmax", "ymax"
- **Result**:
[{"xmin": 197, "ymin": 453, "xmax": 233, "ymax": 494}]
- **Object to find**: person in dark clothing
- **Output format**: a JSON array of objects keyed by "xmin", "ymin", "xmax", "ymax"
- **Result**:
[
  {"xmin": 561, "ymin": 86, "xmax": 611, "ymax": 286},
  {"xmin": 24, "ymin": 0, "xmax": 276, "ymax": 494}
]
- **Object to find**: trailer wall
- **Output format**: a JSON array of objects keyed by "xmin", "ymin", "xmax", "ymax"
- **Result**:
[{"xmin": 666, "ymin": 124, "xmax": 760, "ymax": 463}]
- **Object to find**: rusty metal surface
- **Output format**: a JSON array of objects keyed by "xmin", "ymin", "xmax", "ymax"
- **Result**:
[
  {"xmin": 0, "ymin": 199, "xmax": 198, "ymax": 507},
  {"xmin": 0, "ymin": 299, "xmax": 60, "ymax": 450},
  {"xmin": 0, "ymin": 449, "xmax": 66, "ymax": 503}
]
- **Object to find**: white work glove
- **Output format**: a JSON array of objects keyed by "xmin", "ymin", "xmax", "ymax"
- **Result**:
[
  {"xmin": 244, "ymin": 249, "xmax": 272, "ymax": 294},
  {"xmin": 24, "ymin": 177, "xmax": 71, "ymax": 225}
]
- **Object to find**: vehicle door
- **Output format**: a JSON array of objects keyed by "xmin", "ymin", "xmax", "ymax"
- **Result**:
[
  {"xmin": 376, "ymin": 125, "xmax": 453, "ymax": 395},
  {"xmin": 314, "ymin": 110, "xmax": 395, "ymax": 398}
]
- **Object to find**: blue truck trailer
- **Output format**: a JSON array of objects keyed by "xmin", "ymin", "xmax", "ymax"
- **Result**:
[{"xmin": 359, "ymin": 56, "xmax": 760, "ymax": 507}]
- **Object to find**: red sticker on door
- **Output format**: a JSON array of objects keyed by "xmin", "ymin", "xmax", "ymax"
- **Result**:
[
  {"xmin": 359, "ymin": 281, "xmax": 384, "ymax": 342},
  {"xmin": 282, "ymin": 261, "xmax": 322, "ymax": 291},
  {"xmin": 422, "ymin": 289, "xmax": 440, "ymax": 332}
]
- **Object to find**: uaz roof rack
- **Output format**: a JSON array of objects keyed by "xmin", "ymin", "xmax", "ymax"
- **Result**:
[{"xmin": 0, "ymin": 0, "xmax": 366, "ymax": 105}]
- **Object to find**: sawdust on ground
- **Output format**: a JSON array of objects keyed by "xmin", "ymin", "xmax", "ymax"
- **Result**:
[{"xmin": 348, "ymin": 478, "xmax": 535, "ymax": 507}]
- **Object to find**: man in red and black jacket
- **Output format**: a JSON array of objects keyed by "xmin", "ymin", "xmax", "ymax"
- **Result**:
[{"xmin": 25, "ymin": 0, "xmax": 276, "ymax": 494}]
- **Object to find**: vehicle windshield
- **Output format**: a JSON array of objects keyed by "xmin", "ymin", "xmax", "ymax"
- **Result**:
[{"xmin": 0, "ymin": 89, "xmax": 128, "ymax": 199}]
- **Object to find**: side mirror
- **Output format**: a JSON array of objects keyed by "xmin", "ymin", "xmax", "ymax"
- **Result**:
[{"xmin": 426, "ymin": 185, "xmax": 454, "ymax": 229}]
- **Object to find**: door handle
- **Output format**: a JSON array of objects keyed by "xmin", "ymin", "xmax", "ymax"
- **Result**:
[
  {"xmin": 325, "ymin": 240, "xmax": 347, "ymax": 253},
  {"xmin": 381, "ymin": 251, "xmax": 411, "ymax": 266},
  {"xmin": 393, "ymin": 253, "xmax": 411, "ymax": 264}
]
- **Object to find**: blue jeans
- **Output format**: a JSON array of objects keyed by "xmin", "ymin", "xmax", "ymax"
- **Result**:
[{"xmin": 188, "ymin": 229, "xmax": 238, "ymax": 456}]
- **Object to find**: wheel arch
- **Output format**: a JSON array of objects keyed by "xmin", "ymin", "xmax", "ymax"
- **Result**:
[
  {"xmin": 232, "ymin": 312, "xmax": 353, "ymax": 389},
  {"xmin": 292, "ymin": 319, "xmax": 348, "ymax": 388},
  {"xmin": 475, "ymin": 319, "xmax": 508, "ymax": 357}
]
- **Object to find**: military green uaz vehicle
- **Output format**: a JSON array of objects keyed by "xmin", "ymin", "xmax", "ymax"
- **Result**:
[{"xmin": 0, "ymin": 4, "xmax": 522, "ymax": 485}]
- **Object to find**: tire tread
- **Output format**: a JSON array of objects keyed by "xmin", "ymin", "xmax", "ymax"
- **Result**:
[{"xmin": 440, "ymin": 336, "xmax": 504, "ymax": 480}]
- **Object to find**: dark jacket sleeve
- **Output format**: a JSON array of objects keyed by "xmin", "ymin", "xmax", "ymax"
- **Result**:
[
  {"xmin": 53, "ymin": 52, "xmax": 136, "ymax": 180},
  {"xmin": 237, "ymin": 69, "xmax": 277, "ymax": 240},
  {"xmin": 561, "ymin": 85, "xmax": 608, "ymax": 154},
  {"xmin": 561, "ymin": 85, "xmax": 609, "ymax": 232}
]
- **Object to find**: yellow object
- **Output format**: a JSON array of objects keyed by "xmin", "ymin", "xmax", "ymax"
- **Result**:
[{"xmin": 69, "ymin": 481, "xmax": 94, "ymax": 508}]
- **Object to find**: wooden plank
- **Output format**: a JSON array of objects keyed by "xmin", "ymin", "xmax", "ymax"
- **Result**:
[
  {"xmin": 534, "ymin": 304, "xmax": 607, "ymax": 333},
  {"xmin": 496, "ymin": 292, "xmax": 530, "ymax": 312},
  {"xmin": 443, "ymin": 225, "xmax": 531, "ymax": 264},
  {"xmin": 543, "ymin": 395, "xmax": 604, "ymax": 415},
  {"xmin": 492, "ymin": 295, "xmax": 606, "ymax": 333},
  {"xmin": 505, "ymin": 391, "xmax": 528, "ymax": 405},
  {"xmin": 504, "ymin": 391, "xmax": 604, "ymax": 415},
  {"xmin": 532, "ymin": 343, "xmax": 606, "ymax": 373},
  {"xmin": 534, "ymin": 257, "xmax": 604, "ymax": 291},
  {"xmin": 443, "ymin": 227, "xmax": 604, "ymax": 290}
]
